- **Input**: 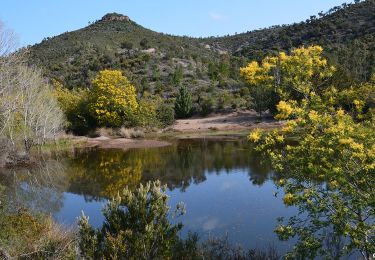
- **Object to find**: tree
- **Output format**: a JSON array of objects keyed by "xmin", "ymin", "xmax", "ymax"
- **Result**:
[
  {"xmin": 156, "ymin": 103, "xmax": 175, "ymax": 127},
  {"xmin": 174, "ymin": 86, "xmax": 192, "ymax": 119},
  {"xmin": 171, "ymin": 65, "xmax": 183, "ymax": 86},
  {"xmin": 0, "ymin": 22, "xmax": 64, "ymax": 155},
  {"xmin": 247, "ymin": 51, "xmax": 375, "ymax": 258},
  {"xmin": 120, "ymin": 41, "xmax": 133, "ymax": 50},
  {"xmin": 89, "ymin": 70, "xmax": 139, "ymax": 127},
  {"xmin": 78, "ymin": 181, "xmax": 185, "ymax": 259},
  {"xmin": 54, "ymin": 82, "xmax": 95, "ymax": 135},
  {"xmin": 249, "ymin": 84, "xmax": 275, "ymax": 117},
  {"xmin": 11, "ymin": 66, "xmax": 64, "ymax": 152},
  {"xmin": 240, "ymin": 46, "xmax": 335, "ymax": 113},
  {"xmin": 139, "ymin": 38, "xmax": 149, "ymax": 49},
  {"xmin": 0, "ymin": 21, "xmax": 17, "ymax": 57}
]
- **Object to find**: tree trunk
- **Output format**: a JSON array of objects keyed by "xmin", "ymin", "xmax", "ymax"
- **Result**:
[{"xmin": 0, "ymin": 248, "xmax": 11, "ymax": 260}]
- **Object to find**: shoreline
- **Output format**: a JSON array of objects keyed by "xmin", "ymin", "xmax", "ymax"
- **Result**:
[
  {"xmin": 76, "ymin": 136, "xmax": 171, "ymax": 150},
  {"xmin": 1, "ymin": 111, "xmax": 281, "ymax": 168}
]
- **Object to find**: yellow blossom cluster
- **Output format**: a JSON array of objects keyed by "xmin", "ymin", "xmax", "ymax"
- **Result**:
[
  {"xmin": 248, "ymin": 128, "xmax": 262, "ymax": 142},
  {"xmin": 275, "ymin": 101, "xmax": 294, "ymax": 120},
  {"xmin": 89, "ymin": 70, "xmax": 139, "ymax": 127}
]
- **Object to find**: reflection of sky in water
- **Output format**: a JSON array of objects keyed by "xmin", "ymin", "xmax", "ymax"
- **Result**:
[
  {"xmin": 167, "ymin": 169, "xmax": 296, "ymax": 252},
  {"xmin": 1, "ymin": 139, "xmax": 297, "ymax": 253},
  {"xmin": 55, "ymin": 193, "xmax": 106, "ymax": 228},
  {"xmin": 54, "ymin": 167, "xmax": 295, "ymax": 253}
]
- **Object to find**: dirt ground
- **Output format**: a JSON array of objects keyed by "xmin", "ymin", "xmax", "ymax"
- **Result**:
[
  {"xmin": 73, "ymin": 110, "xmax": 281, "ymax": 150},
  {"xmin": 171, "ymin": 110, "xmax": 282, "ymax": 133}
]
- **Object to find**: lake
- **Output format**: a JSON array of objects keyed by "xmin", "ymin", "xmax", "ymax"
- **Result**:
[{"xmin": 0, "ymin": 137, "xmax": 296, "ymax": 253}]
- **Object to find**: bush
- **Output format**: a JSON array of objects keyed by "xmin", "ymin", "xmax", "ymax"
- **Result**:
[
  {"xmin": 0, "ymin": 187, "xmax": 75, "ymax": 259},
  {"xmin": 120, "ymin": 41, "xmax": 133, "ymax": 49},
  {"xmin": 132, "ymin": 98, "xmax": 158, "ymax": 127},
  {"xmin": 89, "ymin": 70, "xmax": 139, "ymax": 128},
  {"xmin": 54, "ymin": 84, "xmax": 95, "ymax": 135},
  {"xmin": 157, "ymin": 103, "xmax": 175, "ymax": 127},
  {"xmin": 199, "ymin": 96, "xmax": 215, "ymax": 116},
  {"xmin": 174, "ymin": 86, "xmax": 192, "ymax": 119},
  {"xmin": 78, "ymin": 181, "xmax": 185, "ymax": 259}
]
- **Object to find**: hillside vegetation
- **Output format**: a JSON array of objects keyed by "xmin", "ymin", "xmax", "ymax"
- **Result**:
[
  {"xmin": 30, "ymin": 0, "xmax": 375, "ymax": 92},
  {"xmin": 208, "ymin": 0, "xmax": 375, "ymax": 82}
]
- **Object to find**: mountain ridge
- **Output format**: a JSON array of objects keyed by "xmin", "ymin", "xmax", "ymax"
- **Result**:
[{"xmin": 28, "ymin": 0, "xmax": 375, "ymax": 96}]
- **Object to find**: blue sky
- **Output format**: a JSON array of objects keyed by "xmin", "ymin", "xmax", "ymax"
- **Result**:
[{"xmin": 1, "ymin": 0, "xmax": 350, "ymax": 47}]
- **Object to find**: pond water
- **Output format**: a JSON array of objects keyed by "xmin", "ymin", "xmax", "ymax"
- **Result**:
[{"xmin": 0, "ymin": 137, "xmax": 297, "ymax": 253}]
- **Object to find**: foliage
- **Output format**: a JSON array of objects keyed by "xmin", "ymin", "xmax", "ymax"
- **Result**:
[
  {"xmin": 89, "ymin": 69, "xmax": 139, "ymax": 127},
  {"xmin": 247, "ymin": 49, "xmax": 375, "ymax": 258},
  {"xmin": 54, "ymin": 81, "xmax": 95, "ymax": 135},
  {"xmin": 29, "ymin": 1, "xmax": 375, "ymax": 101},
  {"xmin": 198, "ymin": 95, "xmax": 215, "ymax": 116},
  {"xmin": 0, "ymin": 42, "xmax": 64, "ymax": 155},
  {"xmin": 156, "ymin": 103, "xmax": 175, "ymax": 127},
  {"xmin": 174, "ymin": 86, "xmax": 193, "ymax": 119},
  {"xmin": 0, "ymin": 184, "xmax": 74, "ymax": 259},
  {"xmin": 241, "ymin": 46, "xmax": 335, "ymax": 114},
  {"xmin": 78, "ymin": 181, "xmax": 185, "ymax": 259},
  {"xmin": 171, "ymin": 65, "xmax": 184, "ymax": 86},
  {"xmin": 55, "ymin": 70, "xmax": 166, "ymax": 133},
  {"xmin": 200, "ymin": 236, "xmax": 279, "ymax": 260},
  {"xmin": 208, "ymin": 0, "xmax": 375, "ymax": 82}
]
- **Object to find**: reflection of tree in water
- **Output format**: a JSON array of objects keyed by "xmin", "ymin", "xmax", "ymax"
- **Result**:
[
  {"xmin": 0, "ymin": 159, "xmax": 68, "ymax": 215},
  {"xmin": 247, "ymin": 145, "xmax": 273, "ymax": 185},
  {"xmin": 66, "ymin": 138, "xmax": 273, "ymax": 199},
  {"xmin": 0, "ymin": 139, "xmax": 274, "ymax": 210},
  {"xmin": 66, "ymin": 149, "xmax": 142, "ymax": 200}
]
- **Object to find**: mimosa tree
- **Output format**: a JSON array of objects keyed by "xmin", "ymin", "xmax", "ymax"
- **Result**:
[{"xmin": 89, "ymin": 70, "xmax": 139, "ymax": 127}]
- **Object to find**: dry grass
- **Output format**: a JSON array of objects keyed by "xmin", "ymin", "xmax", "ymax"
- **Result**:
[
  {"xmin": 96, "ymin": 127, "xmax": 116, "ymax": 138},
  {"xmin": 119, "ymin": 127, "xmax": 145, "ymax": 139},
  {"xmin": 0, "ymin": 210, "xmax": 76, "ymax": 259}
]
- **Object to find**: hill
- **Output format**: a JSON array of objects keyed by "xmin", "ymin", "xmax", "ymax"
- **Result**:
[
  {"xmin": 207, "ymin": 0, "xmax": 375, "ymax": 81},
  {"xmin": 28, "ymin": 0, "xmax": 375, "ymax": 110}
]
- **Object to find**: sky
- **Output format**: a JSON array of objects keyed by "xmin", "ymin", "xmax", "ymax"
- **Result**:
[{"xmin": 0, "ymin": 0, "xmax": 351, "ymax": 47}]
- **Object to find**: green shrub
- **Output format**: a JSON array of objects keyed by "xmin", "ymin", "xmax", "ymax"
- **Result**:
[
  {"xmin": 78, "ymin": 181, "xmax": 185, "ymax": 259},
  {"xmin": 157, "ymin": 103, "xmax": 175, "ymax": 127},
  {"xmin": 200, "ymin": 96, "xmax": 215, "ymax": 116},
  {"xmin": 0, "ymin": 200, "xmax": 75, "ymax": 259},
  {"xmin": 120, "ymin": 41, "xmax": 133, "ymax": 49},
  {"xmin": 174, "ymin": 86, "xmax": 192, "ymax": 119}
]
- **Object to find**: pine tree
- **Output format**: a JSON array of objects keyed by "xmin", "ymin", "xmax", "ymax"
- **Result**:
[{"xmin": 174, "ymin": 86, "xmax": 192, "ymax": 119}]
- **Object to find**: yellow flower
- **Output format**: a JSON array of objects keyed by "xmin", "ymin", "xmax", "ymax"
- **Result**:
[
  {"xmin": 276, "ymin": 135, "xmax": 285, "ymax": 143},
  {"xmin": 248, "ymin": 129, "xmax": 262, "ymax": 142},
  {"xmin": 275, "ymin": 101, "xmax": 293, "ymax": 120},
  {"xmin": 283, "ymin": 193, "xmax": 295, "ymax": 206},
  {"xmin": 308, "ymin": 110, "xmax": 319, "ymax": 121},
  {"xmin": 336, "ymin": 109, "xmax": 345, "ymax": 117}
]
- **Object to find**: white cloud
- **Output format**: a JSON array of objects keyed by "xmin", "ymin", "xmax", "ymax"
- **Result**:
[
  {"xmin": 209, "ymin": 12, "xmax": 228, "ymax": 22},
  {"xmin": 202, "ymin": 217, "xmax": 220, "ymax": 231}
]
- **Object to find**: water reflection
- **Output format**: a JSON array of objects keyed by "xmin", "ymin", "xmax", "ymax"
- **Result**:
[
  {"xmin": 65, "ymin": 138, "xmax": 273, "ymax": 199},
  {"xmin": 0, "ymin": 138, "xmax": 290, "ymax": 251},
  {"xmin": 0, "ymin": 159, "xmax": 68, "ymax": 215}
]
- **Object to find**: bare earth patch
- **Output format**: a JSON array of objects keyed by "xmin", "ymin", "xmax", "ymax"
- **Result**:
[
  {"xmin": 70, "ymin": 110, "xmax": 281, "ymax": 150},
  {"xmin": 171, "ymin": 110, "xmax": 282, "ymax": 133}
]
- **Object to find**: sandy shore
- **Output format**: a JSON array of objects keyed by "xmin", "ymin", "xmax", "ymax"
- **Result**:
[
  {"xmin": 70, "ymin": 110, "xmax": 281, "ymax": 150},
  {"xmin": 171, "ymin": 110, "xmax": 282, "ymax": 133}
]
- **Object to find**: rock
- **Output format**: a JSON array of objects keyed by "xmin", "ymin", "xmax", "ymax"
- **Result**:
[
  {"xmin": 101, "ymin": 13, "xmax": 130, "ymax": 22},
  {"xmin": 141, "ymin": 48, "xmax": 156, "ymax": 54}
]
